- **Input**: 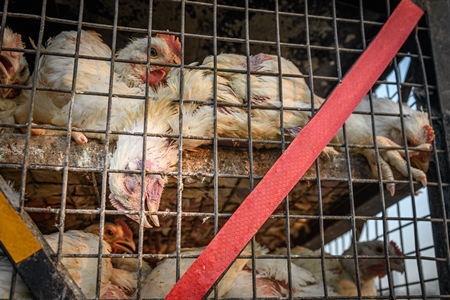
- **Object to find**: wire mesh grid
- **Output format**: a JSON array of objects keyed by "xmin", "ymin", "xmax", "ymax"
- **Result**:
[
  {"xmin": 326, "ymin": 190, "xmax": 442, "ymax": 298},
  {"xmin": 0, "ymin": 0, "xmax": 449, "ymax": 299}
]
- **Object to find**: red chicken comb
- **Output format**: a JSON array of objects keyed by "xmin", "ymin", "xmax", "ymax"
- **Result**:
[
  {"xmin": 156, "ymin": 32, "xmax": 181, "ymax": 58},
  {"xmin": 11, "ymin": 33, "xmax": 24, "ymax": 49},
  {"xmin": 389, "ymin": 240, "xmax": 404, "ymax": 257},
  {"xmin": 114, "ymin": 218, "xmax": 133, "ymax": 240},
  {"xmin": 3, "ymin": 30, "xmax": 25, "ymax": 58}
]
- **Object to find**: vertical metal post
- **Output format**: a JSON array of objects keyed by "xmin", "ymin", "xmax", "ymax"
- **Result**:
[{"xmin": 421, "ymin": 0, "xmax": 450, "ymax": 295}]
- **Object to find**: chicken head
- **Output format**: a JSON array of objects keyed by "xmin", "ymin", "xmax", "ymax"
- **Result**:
[
  {"xmin": 0, "ymin": 27, "xmax": 29, "ymax": 98},
  {"xmin": 343, "ymin": 97, "xmax": 435, "ymax": 196},
  {"xmin": 115, "ymin": 33, "xmax": 181, "ymax": 90},
  {"xmin": 83, "ymin": 220, "xmax": 136, "ymax": 254},
  {"xmin": 342, "ymin": 240, "xmax": 405, "ymax": 281},
  {"xmin": 395, "ymin": 117, "xmax": 434, "ymax": 173},
  {"xmin": 109, "ymin": 159, "xmax": 166, "ymax": 228}
]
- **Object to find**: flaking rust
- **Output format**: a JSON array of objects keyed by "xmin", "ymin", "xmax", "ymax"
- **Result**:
[{"xmin": 0, "ymin": 135, "xmax": 420, "ymax": 254}]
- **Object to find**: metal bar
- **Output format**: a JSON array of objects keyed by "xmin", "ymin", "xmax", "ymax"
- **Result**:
[
  {"xmin": 391, "ymin": 33, "xmax": 428, "ymax": 298},
  {"xmin": 92, "ymin": 0, "xmax": 121, "ymax": 296},
  {"xmin": 355, "ymin": 1, "xmax": 399, "ymax": 295},
  {"xmin": 54, "ymin": 0, "xmax": 84, "ymax": 270},
  {"xmin": 241, "ymin": 2, "xmax": 259, "ymax": 298},
  {"xmin": 209, "ymin": 0, "xmax": 220, "ymax": 298},
  {"xmin": 421, "ymin": 0, "xmax": 450, "ymax": 295},
  {"xmin": 174, "ymin": 0, "xmax": 186, "ymax": 288},
  {"xmin": 133, "ymin": 2, "xmax": 155, "ymax": 299},
  {"xmin": 273, "ymin": 0, "xmax": 295, "ymax": 297}
]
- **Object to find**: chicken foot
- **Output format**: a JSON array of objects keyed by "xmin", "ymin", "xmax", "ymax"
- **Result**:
[
  {"xmin": 20, "ymin": 124, "xmax": 88, "ymax": 144},
  {"xmin": 19, "ymin": 122, "xmax": 47, "ymax": 136},
  {"xmin": 357, "ymin": 136, "xmax": 430, "ymax": 196}
]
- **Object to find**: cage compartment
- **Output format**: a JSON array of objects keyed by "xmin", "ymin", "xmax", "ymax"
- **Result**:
[{"xmin": 0, "ymin": 133, "xmax": 422, "ymax": 254}]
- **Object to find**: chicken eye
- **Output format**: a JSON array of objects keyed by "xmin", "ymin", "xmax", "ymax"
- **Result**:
[
  {"xmin": 105, "ymin": 229, "xmax": 114, "ymax": 236},
  {"xmin": 150, "ymin": 47, "xmax": 158, "ymax": 57},
  {"xmin": 375, "ymin": 246, "xmax": 384, "ymax": 254}
]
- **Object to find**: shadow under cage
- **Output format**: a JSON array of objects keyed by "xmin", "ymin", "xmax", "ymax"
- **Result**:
[{"xmin": 0, "ymin": 0, "xmax": 449, "ymax": 298}]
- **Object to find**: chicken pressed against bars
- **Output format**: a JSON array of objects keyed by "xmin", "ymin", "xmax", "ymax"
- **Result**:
[
  {"xmin": 5, "ymin": 27, "xmax": 434, "ymax": 228},
  {"xmin": 110, "ymin": 51, "xmax": 434, "ymax": 227},
  {"xmin": 0, "ymin": 220, "xmax": 146, "ymax": 299},
  {"xmin": 0, "ymin": 27, "xmax": 30, "ymax": 133}
]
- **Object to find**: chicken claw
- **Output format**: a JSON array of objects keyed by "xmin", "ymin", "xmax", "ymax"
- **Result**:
[
  {"xmin": 71, "ymin": 131, "xmax": 88, "ymax": 144},
  {"xmin": 20, "ymin": 123, "xmax": 88, "ymax": 144},
  {"xmin": 358, "ymin": 136, "xmax": 430, "ymax": 196},
  {"xmin": 20, "ymin": 122, "xmax": 46, "ymax": 135}
]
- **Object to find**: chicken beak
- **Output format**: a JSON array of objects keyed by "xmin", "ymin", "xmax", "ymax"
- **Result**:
[
  {"xmin": 390, "ymin": 259, "xmax": 405, "ymax": 274},
  {"xmin": 110, "ymin": 193, "xmax": 153, "ymax": 229},
  {"xmin": 0, "ymin": 53, "xmax": 20, "ymax": 98},
  {"xmin": 109, "ymin": 172, "xmax": 164, "ymax": 228},
  {"xmin": 127, "ymin": 198, "xmax": 160, "ymax": 228},
  {"xmin": 112, "ymin": 239, "xmax": 136, "ymax": 254},
  {"xmin": 148, "ymin": 211, "xmax": 160, "ymax": 227},
  {"xmin": 127, "ymin": 213, "xmax": 153, "ymax": 228},
  {"xmin": 0, "ymin": 85, "xmax": 12, "ymax": 98},
  {"xmin": 144, "ymin": 175, "xmax": 163, "ymax": 227}
]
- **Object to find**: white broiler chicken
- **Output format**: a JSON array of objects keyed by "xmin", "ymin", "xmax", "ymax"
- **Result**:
[
  {"xmin": 200, "ymin": 53, "xmax": 321, "ymax": 141},
  {"xmin": 107, "ymin": 54, "xmax": 312, "ymax": 228},
  {"xmin": 14, "ymin": 30, "xmax": 181, "ymax": 144},
  {"xmin": 178, "ymin": 54, "xmax": 434, "ymax": 195},
  {"xmin": 108, "ymin": 65, "xmax": 214, "ymax": 228},
  {"xmin": 108, "ymin": 51, "xmax": 433, "ymax": 228},
  {"xmin": 139, "ymin": 245, "xmax": 245, "ymax": 298},
  {"xmin": 0, "ymin": 220, "xmax": 139, "ymax": 299},
  {"xmin": 338, "ymin": 97, "xmax": 434, "ymax": 195},
  {"xmin": 140, "ymin": 242, "xmax": 335, "ymax": 298},
  {"xmin": 115, "ymin": 33, "xmax": 181, "ymax": 92},
  {"xmin": 222, "ymin": 252, "xmax": 338, "ymax": 298},
  {"xmin": 274, "ymin": 240, "xmax": 405, "ymax": 296},
  {"xmin": 14, "ymin": 29, "xmax": 137, "ymax": 144},
  {"xmin": 0, "ymin": 27, "xmax": 30, "ymax": 133},
  {"xmin": 104, "ymin": 256, "xmax": 153, "ymax": 299},
  {"xmin": 200, "ymin": 54, "xmax": 434, "ymax": 195},
  {"xmin": 140, "ymin": 243, "xmax": 264, "ymax": 298}
]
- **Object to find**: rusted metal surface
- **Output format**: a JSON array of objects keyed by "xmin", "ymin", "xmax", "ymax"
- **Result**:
[{"xmin": 0, "ymin": 134, "xmax": 419, "ymax": 258}]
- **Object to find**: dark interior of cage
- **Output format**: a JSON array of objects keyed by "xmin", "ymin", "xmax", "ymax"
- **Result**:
[{"xmin": 0, "ymin": 0, "xmax": 437, "ymax": 264}]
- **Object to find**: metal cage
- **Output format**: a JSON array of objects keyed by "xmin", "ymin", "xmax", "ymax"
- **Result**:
[{"xmin": 0, "ymin": 0, "xmax": 449, "ymax": 299}]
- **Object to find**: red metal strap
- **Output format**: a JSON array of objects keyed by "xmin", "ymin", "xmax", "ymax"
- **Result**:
[{"xmin": 166, "ymin": 1, "xmax": 423, "ymax": 299}]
